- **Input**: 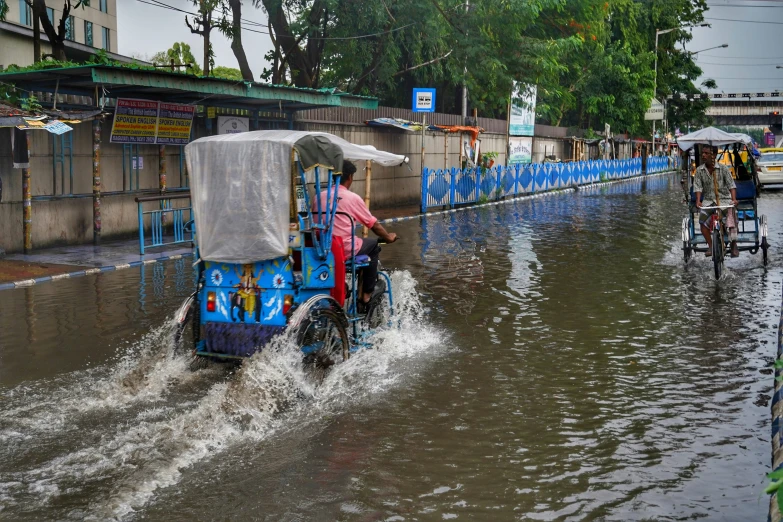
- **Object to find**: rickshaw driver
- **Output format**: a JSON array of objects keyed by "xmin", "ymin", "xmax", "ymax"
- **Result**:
[
  {"xmin": 694, "ymin": 147, "xmax": 740, "ymax": 258},
  {"xmin": 316, "ymin": 160, "xmax": 398, "ymax": 310}
]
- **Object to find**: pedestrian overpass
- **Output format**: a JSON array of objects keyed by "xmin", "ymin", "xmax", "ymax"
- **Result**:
[{"xmin": 706, "ymin": 99, "xmax": 783, "ymax": 126}]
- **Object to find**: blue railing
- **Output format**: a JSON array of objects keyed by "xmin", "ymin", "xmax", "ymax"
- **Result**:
[
  {"xmin": 135, "ymin": 193, "xmax": 194, "ymax": 254},
  {"xmin": 422, "ymin": 156, "xmax": 678, "ymax": 211}
]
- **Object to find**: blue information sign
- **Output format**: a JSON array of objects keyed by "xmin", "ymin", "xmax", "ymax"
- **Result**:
[{"xmin": 412, "ymin": 88, "xmax": 436, "ymax": 113}]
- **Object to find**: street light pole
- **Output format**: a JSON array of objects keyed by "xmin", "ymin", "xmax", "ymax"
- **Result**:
[{"xmin": 652, "ymin": 23, "xmax": 710, "ymax": 156}]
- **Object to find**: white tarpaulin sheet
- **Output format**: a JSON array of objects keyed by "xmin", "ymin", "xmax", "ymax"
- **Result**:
[
  {"xmin": 186, "ymin": 130, "xmax": 405, "ymax": 264},
  {"xmin": 676, "ymin": 127, "xmax": 751, "ymax": 151}
]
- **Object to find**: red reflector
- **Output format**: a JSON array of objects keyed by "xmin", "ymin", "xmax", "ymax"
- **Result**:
[
  {"xmin": 206, "ymin": 291, "xmax": 216, "ymax": 312},
  {"xmin": 283, "ymin": 294, "xmax": 293, "ymax": 315}
]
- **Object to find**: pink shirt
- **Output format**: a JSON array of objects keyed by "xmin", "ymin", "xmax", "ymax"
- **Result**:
[{"xmin": 315, "ymin": 185, "xmax": 377, "ymax": 255}]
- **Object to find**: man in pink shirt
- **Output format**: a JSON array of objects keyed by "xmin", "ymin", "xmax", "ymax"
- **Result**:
[{"xmin": 317, "ymin": 161, "xmax": 398, "ymax": 310}]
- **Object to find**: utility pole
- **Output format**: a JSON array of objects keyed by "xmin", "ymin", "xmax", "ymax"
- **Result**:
[{"xmin": 461, "ymin": 0, "xmax": 469, "ymax": 122}]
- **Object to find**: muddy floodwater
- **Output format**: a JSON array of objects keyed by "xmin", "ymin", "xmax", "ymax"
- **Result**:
[{"xmin": 1, "ymin": 174, "xmax": 780, "ymax": 521}]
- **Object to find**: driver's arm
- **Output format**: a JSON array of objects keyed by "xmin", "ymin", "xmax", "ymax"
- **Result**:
[
  {"xmin": 730, "ymin": 188, "xmax": 738, "ymax": 205},
  {"xmin": 695, "ymin": 192, "xmax": 703, "ymax": 208},
  {"xmin": 371, "ymin": 222, "xmax": 397, "ymax": 243}
]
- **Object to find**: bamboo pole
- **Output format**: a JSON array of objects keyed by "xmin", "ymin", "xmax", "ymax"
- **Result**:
[{"xmin": 363, "ymin": 160, "xmax": 372, "ymax": 237}]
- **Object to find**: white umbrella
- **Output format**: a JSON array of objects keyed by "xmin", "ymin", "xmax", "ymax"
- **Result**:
[{"xmin": 676, "ymin": 127, "xmax": 745, "ymax": 151}]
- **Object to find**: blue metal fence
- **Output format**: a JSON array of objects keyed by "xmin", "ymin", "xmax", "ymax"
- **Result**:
[
  {"xmin": 422, "ymin": 156, "xmax": 678, "ymax": 211},
  {"xmin": 135, "ymin": 193, "xmax": 194, "ymax": 255}
]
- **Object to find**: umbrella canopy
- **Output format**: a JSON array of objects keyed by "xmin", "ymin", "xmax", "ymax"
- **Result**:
[{"xmin": 676, "ymin": 127, "xmax": 748, "ymax": 151}]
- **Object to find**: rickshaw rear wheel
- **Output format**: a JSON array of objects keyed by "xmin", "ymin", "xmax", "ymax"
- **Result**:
[
  {"xmin": 682, "ymin": 241, "xmax": 692, "ymax": 263},
  {"xmin": 762, "ymin": 236, "xmax": 769, "ymax": 266},
  {"xmin": 295, "ymin": 307, "xmax": 350, "ymax": 383}
]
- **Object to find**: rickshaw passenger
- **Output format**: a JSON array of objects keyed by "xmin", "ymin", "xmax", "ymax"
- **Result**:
[
  {"xmin": 694, "ymin": 147, "xmax": 739, "ymax": 258},
  {"xmin": 316, "ymin": 160, "xmax": 398, "ymax": 310}
]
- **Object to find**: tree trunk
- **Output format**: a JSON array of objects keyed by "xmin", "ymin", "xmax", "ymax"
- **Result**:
[
  {"xmin": 33, "ymin": 0, "xmax": 67, "ymax": 61},
  {"xmin": 262, "ymin": 0, "xmax": 326, "ymax": 88},
  {"xmin": 203, "ymin": 28, "xmax": 210, "ymax": 77},
  {"xmin": 228, "ymin": 0, "xmax": 253, "ymax": 81}
]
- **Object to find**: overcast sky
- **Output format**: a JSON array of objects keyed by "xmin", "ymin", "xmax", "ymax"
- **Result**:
[
  {"xmin": 118, "ymin": 0, "xmax": 783, "ymax": 96},
  {"xmin": 685, "ymin": 1, "xmax": 783, "ymax": 95},
  {"xmin": 117, "ymin": 0, "xmax": 274, "ymax": 79}
]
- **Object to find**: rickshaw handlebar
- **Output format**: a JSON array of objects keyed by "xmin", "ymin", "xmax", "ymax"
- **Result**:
[{"xmin": 699, "ymin": 204, "xmax": 735, "ymax": 210}]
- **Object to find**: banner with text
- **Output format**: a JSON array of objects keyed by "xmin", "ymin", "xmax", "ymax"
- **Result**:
[
  {"xmin": 110, "ymin": 99, "xmax": 195, "ymax": 144},
  {"xmin": 509, "ymin": 83, "xmax": 537, "ymax": 136},
  {"xmin": 508, "ymin": 136, "xmax": 533, "ymax": 165}
]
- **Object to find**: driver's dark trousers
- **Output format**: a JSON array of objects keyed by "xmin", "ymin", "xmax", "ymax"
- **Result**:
[{"xmin": 356, "ymin": 237, "xmax": 381, "ymax": 295}]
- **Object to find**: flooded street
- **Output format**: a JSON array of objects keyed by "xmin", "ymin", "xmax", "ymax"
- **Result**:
[{"xmin": 1, "ymin": 173, "xmax": 780, "ymax": 521}]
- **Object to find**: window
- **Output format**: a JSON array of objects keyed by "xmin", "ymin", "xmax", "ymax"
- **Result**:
[
  {"xmin": 101, "ymin": 26, "xmax": 110, "ymax": 51},
  {"xmin": 64, "ymin": 15, "xmax": 74, "ymax": 41},
  {"xmin": 18, "ymin": 0, "xmax": 32, "ymax": 26},
  {"xmin": 99, "ymin": 0, "xmax": 107, "ymax": 13},
  {"xmin": 46, "ymin": 7, "xmax": 53, "ymax": 24},
  {"xmin": 84, "ymin": 20, "xmax": 93, "ymax": 46}
]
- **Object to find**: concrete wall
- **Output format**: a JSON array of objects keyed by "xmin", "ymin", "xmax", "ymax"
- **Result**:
[
  {"xmin": 296, "ymin": 122, "xmax": 507, "ymax": 208},
  {"xmin": 0, "ymin": 119, "xmax": 508, "ymax": 254},
  {"xmin": 0, "ymin": 124, "xmax": 187, "ymax": 253}
]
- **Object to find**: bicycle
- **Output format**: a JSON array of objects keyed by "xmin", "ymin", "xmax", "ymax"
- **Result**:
[{"xmin": 699, "ymin": 203, "xmax": 735, "ymax": 279}]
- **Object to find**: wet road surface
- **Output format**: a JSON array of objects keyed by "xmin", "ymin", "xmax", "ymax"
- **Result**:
[{"xmin": 1, "ymin": 173, "xmax": 780, "ymax": 521}]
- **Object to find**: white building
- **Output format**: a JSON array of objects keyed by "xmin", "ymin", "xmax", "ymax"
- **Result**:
[{"xmin": 0, "ymin": 0, "xmax": 128, "ymax": 68}]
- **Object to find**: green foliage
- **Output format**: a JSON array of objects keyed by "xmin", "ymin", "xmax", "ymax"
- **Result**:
[
  {"xmin": 212, "ymin": 66, "xmax": 242, "ymax": 80},
  {"xmin": 20, "ymin": 94, "xmax": 43, "ymax": 113},
  {"xmin": 0, "ymin": 0, "xmax": 8, "ymax": 22},
  {"xmin": 152, "ymin": 42, "xmax": 202, "ymax": 75}
]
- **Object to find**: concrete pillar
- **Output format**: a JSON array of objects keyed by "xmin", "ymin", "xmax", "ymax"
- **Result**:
[
  {"xmin": 22, "ymin": 131, "xmax": 31, "ymax": 254},
  {"xmin": 92, "ymin": 119, "xmax": 102, "ymax": 245}
]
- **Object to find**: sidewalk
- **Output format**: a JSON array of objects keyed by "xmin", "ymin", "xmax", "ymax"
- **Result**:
[
  {"xmin": 0, "ymin": 206, "xmax": 421, "ymax": 288},
  {"xmin": 0, "ymin": 239, "xmax": 193, "ymax": 287}
]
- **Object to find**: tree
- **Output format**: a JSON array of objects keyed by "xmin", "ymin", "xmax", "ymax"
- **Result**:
[
  {"xmin": 185, "ymin": 0, "xmax": 220, "ymax": 77},
  {"xmin": 217, "ymin": 0, "xmax": 261, "ymax": 81},
  {"xmin": 152, "ymin": 42, "xmax": 203, "ymax": 75},
  {"xmin": 212, "ymin": 65, "xmax": 243, "ymax": 79},
  {"xmin": 25, "ymin": 0, "xmax": 90, "ymax": 62},
  {"xmin": 0, "ymin": 1, "xmax": 8, "ymax": 22},
  {"xmin": 260, "ymin": 0, "xmax": 329, "ymax": 88}
]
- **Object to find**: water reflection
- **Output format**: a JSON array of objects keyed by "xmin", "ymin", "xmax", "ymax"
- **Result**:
[{"xmin": 0, "ymin": 174, "xmax": 779, "ymax": 521}]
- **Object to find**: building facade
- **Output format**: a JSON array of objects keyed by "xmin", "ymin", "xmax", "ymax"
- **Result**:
[{"xmin": 0, "ymin": 0, "xmax": 119, "ymax": 68}]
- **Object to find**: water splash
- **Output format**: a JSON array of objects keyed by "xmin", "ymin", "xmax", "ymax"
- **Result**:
[{"xmin": 0, "ymin": 270, "xmax": 442, "ymax": 521}]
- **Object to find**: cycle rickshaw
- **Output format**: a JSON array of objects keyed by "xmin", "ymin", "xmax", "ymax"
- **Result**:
[
  {"xmin": 678, "ymin": 127, "xmax": 769, "ymax": 279},
  {"xmin": 173, "ymin": 130, "xmax": 406, "ymax": 373}
]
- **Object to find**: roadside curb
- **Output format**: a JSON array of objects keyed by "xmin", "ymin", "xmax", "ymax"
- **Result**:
[
  {"xmin": 770, "ymin": 284, "xmax": 783, "ymax": 521},
  {"xmin": 0, "ymin": 254, "xmax": 190, "ymax": 291},
  {"xmin": 0, "ymin": 170, "xmax": 677, "ymax": 291}
]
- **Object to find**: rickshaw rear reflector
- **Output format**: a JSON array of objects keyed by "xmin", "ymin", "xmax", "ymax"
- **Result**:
[
  {"xmin": 206, "ymin": 291, "xmax": 216, "ymax": 312},
  {"xmin": 283, "ymin": 294, "xmax": 294, "ymax": 315}
]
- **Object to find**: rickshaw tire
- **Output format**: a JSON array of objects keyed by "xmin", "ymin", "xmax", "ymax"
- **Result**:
[
  {"xmin": 712, "ymin": 229, "xmax": 723, "ymax": 279},
  {"xmin": 295, "ymin": 307, "xmax": 350, "ymax": 381},
  {"xmin": 682, "ymin": 241, "xmax": 692, "ymax": 263}
]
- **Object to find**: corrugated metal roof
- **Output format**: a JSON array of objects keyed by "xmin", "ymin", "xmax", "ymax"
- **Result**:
[{"xmin": 0, "ymin": 65, "xmax": 378, "ymax": 112}]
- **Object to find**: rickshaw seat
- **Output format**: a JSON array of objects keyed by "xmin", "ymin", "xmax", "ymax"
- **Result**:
[{"xmin": 735, "ymin": 180, "xmax": 755, "ymax": 201}]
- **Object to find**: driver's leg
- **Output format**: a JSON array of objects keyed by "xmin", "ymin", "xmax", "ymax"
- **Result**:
[
  {"xmin": 357, "ymin": 238, "xmax": 381, "ymax": 304},
  {"xmin": 726, "ymin": 208, "xmax": 739, "ymax": 257},
  {"xmin": 699, "ymin": 210, "xmax": 712, "ymax": 256}
]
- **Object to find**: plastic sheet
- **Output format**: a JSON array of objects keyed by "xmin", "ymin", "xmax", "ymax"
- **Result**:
[{"xmin": 186, "ymin": 130, "xmax": 405, "ymax": 264}]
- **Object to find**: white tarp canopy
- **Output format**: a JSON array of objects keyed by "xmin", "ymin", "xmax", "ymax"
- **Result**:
[
  {"xmin": 185, "ymin": 130, "xmax": 406, "ymax": 264},
  {"xmin": 676, "ymin": 126, "xmax": 752, "ymax": 151}
]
